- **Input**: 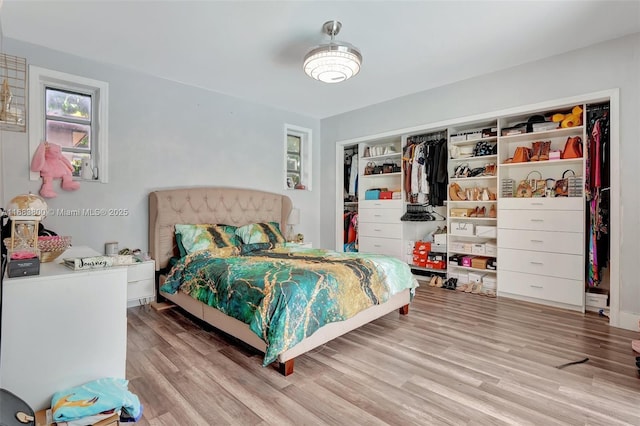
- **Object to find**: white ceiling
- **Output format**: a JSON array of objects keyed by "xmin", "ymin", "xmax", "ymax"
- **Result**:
[{"xmin": 1, "ymin": 1, "xmax": 639, "ymax": 119}]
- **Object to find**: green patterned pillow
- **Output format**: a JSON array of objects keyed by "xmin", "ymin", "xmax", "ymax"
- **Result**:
[
  {"xmin": 235, "ymin": 222, "xmax": 286, "ymax": 245},
  {"xmin": 175, "ymin": 224, "xmax": 241, "ymax": 255}
]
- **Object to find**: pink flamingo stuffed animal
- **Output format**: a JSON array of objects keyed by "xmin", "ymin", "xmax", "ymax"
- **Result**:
[{"xmin": 30, "ymin": 141, "xmax": 80, "ymax": 198}]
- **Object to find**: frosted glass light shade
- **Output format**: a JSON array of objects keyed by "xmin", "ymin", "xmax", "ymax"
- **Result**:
[{"xmin": 303, "ymin": 43, "xmax": 362, "ymax": 83}]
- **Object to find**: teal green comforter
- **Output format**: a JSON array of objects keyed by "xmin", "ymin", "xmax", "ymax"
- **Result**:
[{"xmin": 160, "ymin": 245, "xmax": 418, "ymax": 365}]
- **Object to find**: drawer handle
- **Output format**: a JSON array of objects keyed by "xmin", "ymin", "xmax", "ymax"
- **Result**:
[
  {"xmin": 530, "ymin": 239, "xmax": 544, "ymax": 243},
  {"xmin": 374, "ymin": 244, "xmax": 381, "ymax": 247},
  {"xmin": 374, "ymin": 229, "xmax": 382, "ymax": 232},
  {"xmin": 531, "ymin": 202, "xmax": 543, "ymax": 206},
  {"xmin": 530, "ymin": 285, "xmax": 543, "ymax": 289},
  {"xmin": 530, "ymin": 261, "xmax": 544, "ymax": 265},
  {"xmin": 374, "ymin": 214, "xmax": 382, "ymax": 217},
  {"xmin": 530, "ymin": 219, "xmax": 544, "ymax": 222}
]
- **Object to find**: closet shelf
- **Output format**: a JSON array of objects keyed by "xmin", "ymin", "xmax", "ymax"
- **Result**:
[
  {"xmin": 450, "ymin": 154, "xmax": 497, "ymax": 163},
  {"xmin": 500, "ymin": 158, "xmax": 584, "ymax": 168},
  {"xmin": 361, "ymin": 153, "xmax": 402, "ymax": 161},
  {"xmin": 361, "ymin": 172, "xmax": 402, "ymax": 178},
  {"xmin": 448, "ymin": 264, "xmax": 497, "ymax": 273},
  {"xmin": 499, "ymin": 126, "xmax": 583, "ymax": 143},
  {"xmin": 450, "ymin": 176, "xmax": 497, "ymax": 182},
  {"xmin": 449, "ymin": 137, "xmax": 497, "ymax": 147}
]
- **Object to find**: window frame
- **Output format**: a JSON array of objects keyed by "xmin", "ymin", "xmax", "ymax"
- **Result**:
[
  {"xmin": 29, "ymin": 66, "xmax": 109, "ymax": 183},
  {"xmin": 284, "ymin": 124, "xmax": 312, "ymax": 191}
]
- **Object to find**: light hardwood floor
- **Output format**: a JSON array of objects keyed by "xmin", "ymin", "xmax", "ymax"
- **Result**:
[{"xmin": 126, "ymin": 285, "xmax": 640, "ymax": 425}]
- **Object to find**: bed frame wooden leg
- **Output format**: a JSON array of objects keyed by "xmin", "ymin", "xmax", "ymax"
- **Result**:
[
  {"xmin": 399, "ymin": 304, "xmax": 409, "ymax": 315},
  {"xmin": 278, "ymin": 359, "xmax": 295, "ymax": 376}
]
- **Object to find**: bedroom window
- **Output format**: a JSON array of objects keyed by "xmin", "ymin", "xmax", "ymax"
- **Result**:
[
  {"xmin": 29, "ymin": 66, "xmax": 109, "ymax": 183},
  {"xmin": 284, "ymin": 124, "xmax": 312, "ymax": 190}
]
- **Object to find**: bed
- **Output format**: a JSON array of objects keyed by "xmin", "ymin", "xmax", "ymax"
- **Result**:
[{"xmin": 149, "ymin": 187, "xmax": 417, "ymax": 375}]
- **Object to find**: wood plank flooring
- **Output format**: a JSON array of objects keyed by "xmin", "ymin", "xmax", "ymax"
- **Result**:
[{"xmin": 126, "ymin": 285, "xmax": 640, "ymax": 425}]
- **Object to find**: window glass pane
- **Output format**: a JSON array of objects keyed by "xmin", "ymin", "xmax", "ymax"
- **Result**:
[
  {"xmin": 62, "ymin": 152, "xmax": 90, "ymax": 178},
  {"xmin": 46, "ymin": 120, "xmax": 91, "ymax": 150},
  {"xmin": 46, "ymin": 88, "xmax": 91, "ymax": 120},
  {"xmin": 287, "ymin": 135, "xmax": 300, "ymax": 153},
  {"xmin": 287, "ymin": 154, "xmax": 300, "ymax": 172}
]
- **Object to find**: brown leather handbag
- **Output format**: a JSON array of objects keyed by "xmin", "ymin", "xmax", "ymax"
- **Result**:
[
  {"xmin": 512, "ymin": 146, "xmax": 531, "ymax": 163},
  {"xmin": 561, "ymin": 136, "xmax": 583, "ymax": 159}
]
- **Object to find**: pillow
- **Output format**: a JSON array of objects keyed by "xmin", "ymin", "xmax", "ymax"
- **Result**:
[
  {"xmin": 175, "ymin": 224, "xmax": 241, "ymax": 255},
  {"xmin": 235, "ymin": 222, "xmax": 286, "ymax": 245},
  {"xmin": 239, "ymin": 242, "xmax": 274, "ymax": 255}
]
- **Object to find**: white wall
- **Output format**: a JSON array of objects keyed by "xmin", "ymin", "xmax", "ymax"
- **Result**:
[
  {"xmin": 320, "ymin": 33, "xmax": 640, "ymax": 317},
  {"xmin": 0, "ymin": 39, "xmax": 321, "ymax": 253}
]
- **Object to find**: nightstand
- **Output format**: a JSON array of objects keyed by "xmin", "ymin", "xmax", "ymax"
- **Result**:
[{"xmin": 127, "ymin": 260, "xmax": 155, "ymax": 307}]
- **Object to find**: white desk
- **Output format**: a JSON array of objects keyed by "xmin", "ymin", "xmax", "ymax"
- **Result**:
[{"xmin": 0, "ymin": 246, "xmax": 128, "ymax": 410}]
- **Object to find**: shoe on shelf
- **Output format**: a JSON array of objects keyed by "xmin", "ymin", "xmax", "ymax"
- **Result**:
[
  {"xmin": 489, "ymin": 204, "xmax": 497, "ymax": 218},
  {"xmin": 478, "ymin": 206, "xmax": 486, "ymax": 217},
  {"xmin": 530, "ymin": 141, "xmax": 542, "ymax": 161},
  {"xmin": 469, "ymin": 206, "xmax": 479, "ymax": 217},
  {"xmin": 539, "ymin": 140, "xmax": 551, "ymax": 161}
]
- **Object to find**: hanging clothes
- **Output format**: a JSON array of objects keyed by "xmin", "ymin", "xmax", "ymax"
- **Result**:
[
  {"xmin": 585, "ymin": 103, "xmax": 610, "ymax": 287},
  {"xmin": 343, "ymin": 210, "xmax": 358, "ymax": 252}
]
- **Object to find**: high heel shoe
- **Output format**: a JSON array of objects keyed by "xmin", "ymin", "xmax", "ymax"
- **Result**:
[
  {"xmin": 469, "ymin": 206, "xmax": 478, "ymax": 217},
  {"xmin": 478, "ymin": 206, "xmax": 486, "ymax": 217},
  {"xmin": 489, "ymin": 204, "xmax": 497, "ymax": 218}
]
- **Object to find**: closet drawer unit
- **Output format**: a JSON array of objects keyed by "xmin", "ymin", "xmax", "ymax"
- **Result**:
[
  {"xmin": 498, "ymin": 248, "xmax": 583, "ymax": 280},
  {"xmin": 498, "ymin": 270, "xmax": 584, "ymax": 307},
  {"xmin": 359, "ymin": 200, "xmax": 403, "ymax": 209},
  {"xmin": 498, "ymin": 209, "xmax": 583, "ymax": 233},
  {"xmin": 359, "ymin": 222, "xmax": 402, "ymax": 239},
  {"xmin": 359, "ymin": 208, "xmax": 401, "ymax": 224},
  {"xmin": 359, "ymin": 237, "xmax": 403, "ymax": 259},
  {"xmin": 499, "ymin": 197, "xmax": 583, "ymax": 211},
  {"xmin": 497, "ymin": 229, "xmax": 583, "ymax": 255}
]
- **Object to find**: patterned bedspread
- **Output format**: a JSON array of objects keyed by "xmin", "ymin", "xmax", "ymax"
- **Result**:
[{"xmin": 160, "ymin": 245, "xmax": 418, "ymax": 365}]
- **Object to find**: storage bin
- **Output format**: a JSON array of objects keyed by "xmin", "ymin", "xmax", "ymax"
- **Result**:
[
  {"xmin": 450, "ymin": 208, "xmax": 475, "ymax": 217},
  {"xmin": 585, "ymin": 291, "xmax": 608, "ymax": 309},
  {"xmin": 365, "ymin": 190, "xmax": 380, "ymax": 200},
  {"xmin": 414, "ymin": 241, "xmax": 431, "ymax": 251},
  {"xmin": 471, "ymin": 243, "xmax": 485, "ymax": 255},
  {"xmin": 461, "ymin": 256, "xmax": 474, "ymax": 267},
  {"xmin": 452, "ymin": 222, "xmax": 475, "ymax": 236},
  {"xmin": 379, "ymin": 191, "xmax": 393, "ymax": 199},
  {"xmin": 457, "ymin": 271, "xmax": 469, "ymax": 284},
  {"xmin": 434, "ymin": 234, "xmax": 447, "ymax": 246},
  {"xmin": 475, "ymin": 225, "xmax": 497, "ymax": 238}
]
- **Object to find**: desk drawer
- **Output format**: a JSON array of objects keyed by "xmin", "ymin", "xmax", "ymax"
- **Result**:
[
  {"xmin": 359, "ymin": 208, "xmax": 401, "ymax": 223},
  {"xmin": 359, "ymin": 222, "xmax": 402, "ymax": 239},
  {"xmin": 498, "ymin": 209, "xmax": 583, "ymax": 233},
  {"xmin": 497, "ymin": 229, "xmax": 583, "ymax": 255},
  {"xmin": 128, "ymin": 278, "xmax": 155, "ymax": 301},
  {"xmin": 359, "ymin": 236, "xmax": 402, "ymax": 259},
  {"xmin": 498, "ymin": 248, "xmax": 583, "ymax": 280},
  {"xmin": 498, "ymin": 270, "xmax": 584, "ymax": 307},
  {"xmin": 127, "ymin": 261, "xmax": 155, "ymax": 282}
]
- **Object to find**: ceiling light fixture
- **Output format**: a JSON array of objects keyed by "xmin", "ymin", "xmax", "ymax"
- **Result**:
[{"xmin": 303, "ymin": 20, "xmax": 362, "ymax": 84}]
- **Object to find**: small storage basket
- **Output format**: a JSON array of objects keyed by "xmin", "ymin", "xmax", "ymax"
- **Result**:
[{"xmin": 4, "ymin": 235, "xmax": 71, "ymax": 262}]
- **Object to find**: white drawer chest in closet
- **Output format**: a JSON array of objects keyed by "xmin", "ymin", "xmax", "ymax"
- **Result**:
[
  {"xmin": 497, "ymin": 197, "xmax": 585, "ymax": 311},
  {"xmin": 358, "ymin": 199, "xmax": 403, "ymax": 260}
]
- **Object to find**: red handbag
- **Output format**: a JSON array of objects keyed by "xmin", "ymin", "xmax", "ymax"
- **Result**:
[{"xmin": 561, "ymin": 136, "xmax": 583, "ymax": 159}]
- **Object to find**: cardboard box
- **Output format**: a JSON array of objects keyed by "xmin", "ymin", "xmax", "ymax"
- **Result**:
[
  {"xmin": 468, "ymin": 272, "xmax": 485, "ymax": 283},
  {"xmin": 461, "ymin": 256, "xmax": 474, "ymax": 267},
  {"xmin": 414, "ymin": 241, "xmax": 431, "ymax": 251},
  {"xmin": 471, "ymin": 256, "xmax": 490, "ymax": 269},
  {"xmin": 433, "ymin": 234, "xmax": 447, "ymax": 246},
  {"xmin": 450, "ymin": 208, "xmax": 475, "ymax": 217},
  {"xmin": 485, "ymin": 242, "xmax": 497, "ymax": 256}
]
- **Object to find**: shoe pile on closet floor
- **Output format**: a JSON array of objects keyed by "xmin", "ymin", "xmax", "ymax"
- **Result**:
[{"xmin": 427, "ymin": 275, "xmax": 496, "ymax": 297}]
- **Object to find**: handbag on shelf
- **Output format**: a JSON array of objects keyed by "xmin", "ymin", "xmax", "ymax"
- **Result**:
[
  {"xmin": 554, "ymin": 169, "xmax": 577, "ymax": 197},
  {"xmin": 561, "ymin": 136, "xmax": 583, "ymax": 159},
  {"xmin": 364, "ymin": 162, "xmax": 375, "ymax": 175},
  {"xmin": 382, "ymin": 162, "xmax": 395, "ymax": 174},
  {"xmin": 516, "ymin": 170, "xmax": 543, "ymax": 198},
  {"xmin": 506, "ymin": 146, "xmax": 531, "ymax": 163}
]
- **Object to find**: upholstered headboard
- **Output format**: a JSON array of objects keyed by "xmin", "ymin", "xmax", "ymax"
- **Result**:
[{"xmin": 149, "ymin": 187, "xmax": 292, "ymax": 271}]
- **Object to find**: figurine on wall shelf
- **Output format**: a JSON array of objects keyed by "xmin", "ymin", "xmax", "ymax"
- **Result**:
[{"xmin": 30, "ymin": 141, "xmax": 80, "ymax": 198}]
